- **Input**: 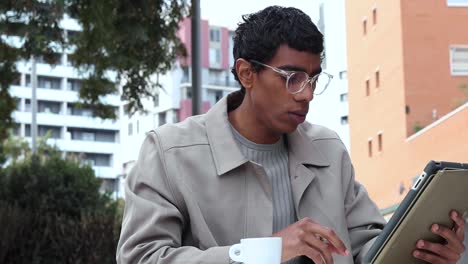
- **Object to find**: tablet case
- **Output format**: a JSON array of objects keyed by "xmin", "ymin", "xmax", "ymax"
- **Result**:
[{"xmin": 365, "ymin": 161, "xmax": 468, "ymax": 264}]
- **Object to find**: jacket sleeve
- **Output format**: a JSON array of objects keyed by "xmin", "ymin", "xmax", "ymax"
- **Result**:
[
  {"xmin": 341, "ymin": 152, "xmax": 386, "ymax": 263},
  {"xmin": 116, "ymin": 132, "xmax": 231, "ymax": 264}
]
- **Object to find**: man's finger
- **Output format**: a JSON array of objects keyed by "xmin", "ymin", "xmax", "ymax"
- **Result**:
[
  {"xmin": 297, "ymin": 228, "xmax": 334, "ymax": 264},
  {"xmin": 416, "ymin": 240, "xmax": 460, "ymax": 262},
  {"xmin": 451, "ymin": 210, "xmax": 465, "ymax": 240},
  {"xmin": 432, "ymin": 224, "xmax": 465, "ymax": 254},
  {"xmin": 413, "ymin": 249, "xmax": 452, "ymax": 264},
  {"xmin": 304, "ymin": 221, "xmax": 349, "ymax": 256}
]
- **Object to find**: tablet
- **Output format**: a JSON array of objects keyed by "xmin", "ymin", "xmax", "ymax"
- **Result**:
[{"xmin": 364, "ymin": 160, "xmax": 468, "ymax": 264}]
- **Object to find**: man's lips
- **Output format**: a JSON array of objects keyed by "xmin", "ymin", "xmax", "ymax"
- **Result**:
[
  {"xmin": 290, "ymin": 110, "xmax": 308, "ymax": 116},
  {"xmin": 289, "ymin": 111, "xmax": 308, "ymax": 124}
]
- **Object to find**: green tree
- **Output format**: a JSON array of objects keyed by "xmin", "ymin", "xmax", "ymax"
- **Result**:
[
  {"xmin": 0, "ymin": 136, "xmax": 121, "ymax": 263},
  {"xmin": 0, "ymin": 0, "xmax": 66, "ymax": 164},
  {"xmin": 0, "ymin": 0, "xmax": 190, "ymax": 162},
  {"xmin": 69, "ymin": 0, "xmax": 190, "ymax": 117},
  {"xmin": 0, "ymin": 134, "xmax": 110, "ymax": 217}
]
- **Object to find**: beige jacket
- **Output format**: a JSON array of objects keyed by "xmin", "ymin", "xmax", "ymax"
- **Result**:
[{"xmin": 117, "ymin": 92, "xmax": 386, "ymax": 264}]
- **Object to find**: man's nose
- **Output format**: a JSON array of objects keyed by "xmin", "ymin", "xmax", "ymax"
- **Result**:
[{"xmin": 294, "ymin": 82, "xmax": 314, "ymax": 102}]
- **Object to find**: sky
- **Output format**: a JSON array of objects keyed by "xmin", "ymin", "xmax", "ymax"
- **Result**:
[{"xmin": 200, "ymin": 0, "xmax": 321, "ymax": 30}]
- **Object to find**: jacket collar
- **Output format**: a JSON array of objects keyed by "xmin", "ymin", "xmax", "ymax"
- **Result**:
[
  {"xmin": 205, "ymin": 91, "xmax": 330, "ymax": 176},
  {"xmin": 287, "ymin": 125, "xmax": 330, "ymax": 167}
]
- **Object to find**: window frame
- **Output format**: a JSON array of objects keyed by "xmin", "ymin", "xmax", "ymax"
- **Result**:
[
  {"xmin": 447, "ymin": 0, "xmax": 468, "ymax": 7},
  {"xmin": 362, "ymin": 17, "xmax": 368, "ymax": 35},
  {"xmin": 449, "ymin": 45, "xmax": 468, "ymax": 76}
]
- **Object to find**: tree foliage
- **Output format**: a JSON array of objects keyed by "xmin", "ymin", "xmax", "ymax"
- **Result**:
[
  {"xmin": 0, "ymin": 1, "xmax": 66, "ymax": 148},
  {"xmin": 0, "ymin": 136, "xmax": 122, "ymax": 263},
  {"xmin": 0, "ymin": 134, "xmax": 110, "ymax": 217},
  {"xmin": 0, "ymin": 0, "xmax": 190, "ymax": 161},
  {"xmin": 69, "ymin": 0, "xmax": 190, "ymax": 117}
]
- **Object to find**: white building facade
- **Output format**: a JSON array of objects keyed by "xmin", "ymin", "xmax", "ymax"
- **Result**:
[
  {"xmin": 307, "ymin": 0, "xmax": 350, "ymax": 151},
  {"xmin": 8, "ymin": 17, "xmax": 122, "ymax": 193}
]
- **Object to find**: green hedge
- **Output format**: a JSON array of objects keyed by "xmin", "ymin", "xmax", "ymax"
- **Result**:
[
  {"xmin": 0, "ymin": 203, "xmax": 121, "ymax": 264},
  {"xmin": 0, "ymin": 147, "xmax": 122, "ymax": 263}
]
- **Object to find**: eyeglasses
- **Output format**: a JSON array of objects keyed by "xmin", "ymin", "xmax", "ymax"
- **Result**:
[{"xmin": 250, "ymin": 60, "xmax": 333, "ymax": 95}]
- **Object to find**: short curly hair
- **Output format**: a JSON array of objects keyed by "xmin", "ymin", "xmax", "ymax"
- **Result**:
[{"xmin": 231, "ymin": 6, "xmax": 324, "ymax": 91}]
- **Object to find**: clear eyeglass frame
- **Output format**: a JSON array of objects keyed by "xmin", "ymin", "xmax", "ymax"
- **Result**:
[{"xmin": 250, "ymin": 59, "xmax": 333, "ymax": 95}]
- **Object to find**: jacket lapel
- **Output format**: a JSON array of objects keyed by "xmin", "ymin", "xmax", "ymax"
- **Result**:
[
  {"xmin": 287, "ymin": 124, "xmax": 332, "ymax": 223},
  {"xmin": 290, "ymin": 161, "xmax": 317, "ymax": 216}
]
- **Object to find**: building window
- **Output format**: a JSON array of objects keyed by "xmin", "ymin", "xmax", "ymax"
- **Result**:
[
  {"xmin": 123, "ymin": 103, "xmax": 131, "ymax": 116},
  {"xmin": 38, "ymin": 76, "xmax": 62, "ymax": 89},
  {"xmin": 136, "ymin": 120, "xmax": 139, "ymax": 134},
  {"xmin": 73, "ymin": 153, "xmax": 111, "ymax": 167},
  {"xmin": 372, "ymin": 8, "xmax": 377, "ymax": 25},
  {"xmin": 340, "ymin": 93, "xmax": 348, "ymax": 102},
  {"xmin": 447, "ymin": 0, "xmax": 468, "ymax": 7},
  {"xmin": 366, "ymin": 79, "xmax": 370, "ymax": 96},
  {"xmin": 24, "ymin": 99, "xmax": 31, "ymax": 112},
  {"xmin": 368, "ymin": 139, "xmax": 373, "ymax": 157},
  {"xmin": 450, "ymin": 46, "xmax": 468, "ymax": 76},
  {"xmin": 82, "ymin": 132, "xmax": 95, "ymax": 141},
  {"xmin": 208, "ymin": 69, "xmax": 225, "ymax": 86},
  {"xmin": 182, "ymin": 67, "xmax": 190, "ymax": 83},
  {"xmin": 375, "ymin": 70, "xmax": 380, "ymax": 88},
  {"xmin": 209, "ymin": 28, "xmax": 221, "ymax": 42},
  {"xmin": 153, "ymin": 93, "xmax": 159, "ymax": 107},
  {"xmin": 67, "ymin": 103, "xmax": 93, "ymax": 117},
  {"xmin": 378, "ymin": 133, "xmax": 383, "ymax": 152},
  {"xmin": 340, "ymin": 116, "xmax": 349, "ymax": 125},
  {"xmin": 67, "ymin": 128, "xmax": 116, "ymax": 142},
  {"xmin": 67, "ymin": 79, "xmax": 82, "ymax": 91},
  {"xmin": 158, "ymin": 112, "xmax": 166, "ymax": 126},
  {"xmin": 363, "ymin": 18, "xmax": 367, "ymax": 35},
  {"xmin": 38, "ymin": 100, "xmax": 61, "ymax": 114},
  {"xmin": 215, "ymin": 91, "xmax": 223, "ymax": 102},
  {"xmin": 209, "ymin": 48, "xmax": 221, "ymax": 66},
  {"xmin": 339, "ymin": 71, "xmax": 347, "ymax": 79},
  {"xmin": 26, "ymin": 75, "xmax": 62, "ymax": 89},
  {"xmin": 128, "ymin": 123, "xmax": 133, "ymax": 136},
  {"xmin": 26, "ymin": 124, "xmax": 61, "ymax": 139},
  {"xmin": 15, "ymin": 98, "xmax": 21, "ymax": 111}
]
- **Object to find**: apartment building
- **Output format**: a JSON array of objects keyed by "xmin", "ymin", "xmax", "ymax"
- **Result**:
[
  {"xmin": 307, "ymin": 0, "xmax": 350, "ymax": 151},
  {"xmin": 346, "ymin": 0, "xmax": 468, "ymax": 213},
  {"xmin": 119, "ymin": 18, "xmax": 239, "ymax": 175},
  {"xmin": 9, "ymin": 17, "xmax": 121, "ymax": 193}
]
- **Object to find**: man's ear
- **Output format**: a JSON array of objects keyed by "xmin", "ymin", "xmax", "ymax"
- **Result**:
[{"xmin": 235, "ymin": 59, "xmax": 254, "ymax": 90}]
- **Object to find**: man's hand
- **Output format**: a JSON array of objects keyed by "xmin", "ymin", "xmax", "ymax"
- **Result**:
[
  {"xmin": 272, "ymin": 217, "xmax": 349, "ymax": 264},
  {"xmin": 413, "ymin": 210, "xmax": 466, "ymax": 264}
]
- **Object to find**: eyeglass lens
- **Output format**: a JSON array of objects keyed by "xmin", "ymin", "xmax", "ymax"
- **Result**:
[{"xmin": 287, "ymin": 72, "xmax": 329, "ymax": 94}]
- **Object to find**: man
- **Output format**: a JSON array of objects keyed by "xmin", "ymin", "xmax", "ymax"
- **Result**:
[{"xmin": 117, "ymin": 6, "xmax": 465, "ymax": 264}]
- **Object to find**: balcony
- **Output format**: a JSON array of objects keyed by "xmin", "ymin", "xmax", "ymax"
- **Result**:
[
  {"xmin": 10, "ymin": 85, "xmax": 121, "ymax": 106},
  {"xmin": 49, "ymin": 138, "xmax": 119, "ymax": 154},
  {"xmin": 207, "ymin": 79, "xmax": 240, "ymax": 88},
  {"xmin": 93, "ymin": 166, "xmax": 118, "ymax": 179},
  {"xmin": 12, "ymin": 111, "xmax": 120, "ymax": 130}
]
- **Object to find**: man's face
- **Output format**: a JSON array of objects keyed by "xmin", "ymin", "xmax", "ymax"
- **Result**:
[{"xmin": 249, "ymin": 44, "xmax": 322, "ymax": 135}]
